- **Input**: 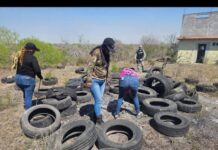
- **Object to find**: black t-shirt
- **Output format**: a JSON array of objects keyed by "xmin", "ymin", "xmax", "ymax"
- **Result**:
[
  {"xmin": 136, "ymin": 48, "xmax": 144, "ymax": 59},
  {"xmin": 16, "ymin": 53, "xmax": 43, "ymax": 79}
]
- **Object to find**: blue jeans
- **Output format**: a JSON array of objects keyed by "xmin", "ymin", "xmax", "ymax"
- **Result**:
[
  {"xmin": 90, "ymin": 78, "xmax": 106, "ymax": 117},
  {"xmin": 115, "ymin": 75, "xmax": 140, "ymax": 115},
  {"xmin": 15, "ymin": 74, "xmax": 36, "ymax": 110}
]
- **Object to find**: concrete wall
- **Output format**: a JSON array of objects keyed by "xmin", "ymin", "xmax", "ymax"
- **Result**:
[
  {"xmin": 181, "ymin": 11, "xmax": 218, "ymax": 37},
  {"xmin": 177, "ymin": 39, "xmax": 218, "ymax": 64}
]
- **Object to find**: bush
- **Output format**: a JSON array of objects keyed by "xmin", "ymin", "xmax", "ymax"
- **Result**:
[
  {"xmin": 18, "ymin": 38, "xmax": 65, "ymax": 68},
  {"xmin": 0, "ymin": 44, "xmax": 11, "ymax": 68}
]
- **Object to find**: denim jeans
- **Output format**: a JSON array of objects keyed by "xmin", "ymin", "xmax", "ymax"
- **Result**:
[
  {"xmin": 15, "ymin": 74, "xmax": 36, "ymax": 110},
  {"xmin": 90, "ymin": 78, "xmax": 106, "ymax": 117},
  {"xmin": 115, "ymin": 75, "xmax": 140, "ymax": 115}
]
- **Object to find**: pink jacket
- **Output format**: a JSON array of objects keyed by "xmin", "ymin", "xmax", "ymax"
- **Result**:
[{"xmin": 119, "ymin": 68, "xmax": 139, "ymax": 78}]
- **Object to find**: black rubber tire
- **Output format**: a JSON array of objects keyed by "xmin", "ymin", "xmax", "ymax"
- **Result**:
[
  {"xmin": 75, "ymin": 67, "xmax": 86, "ymax": 74},
  {"xmin": 99, "ymin": 148, "xmax": 119, "ymax": 150},
  {"xmin": 76, "ymin": 91, "xmax": 92, "ymax": 103},
  {"xmin": 170, "ymin": 82, "xmax": 187, "ymax": 94},
  {"xmin": 109, "ymin": 84, "xmax": 119, "ymax": 94},
  {"xmin": 143, "ymin": 74, "xmax": 173, "ymax": 97},
  {"xmin": 60, "ymin": 120, "xmax": 97, "ymax": 150},
  {"xmin": 42, "ymin": 77, "xmax": 58, "ymax": 86},
  {"xmin": 111, "ymin": 73, "xmax": 120, "ymax": 79},
  {"xmin": 184, "ymin": 78, "xmax": 199, "ymax": 84},
  {"xmin": 60, "ymin": 101, "xmax": 77, "ymax": 117},
  {"xmin": 111, "ymin": 78, "xmax": 119, "ymax": 84},
  {"xmin": 34, "ymin": 88, "xmax": 50, "ymax": 98},
  {"xmin": 30, "ymin": 114, "xmax": 54, "ymax": 128},
  {"xmin": 165, "ymin": 92, "xmax": 188, "ymax": 102},
  {"xmin": 142, "ymin": 98, "xmax": 177, "ymax": 117},
  {"xmin": 149, "ymin": 67, "xmax": 163, "ymax": 75},
  {"xmin": 42, "ymin": 96, "xmax": 72, "ymax": 110},
  {"xmin": 152, "ymin": 111, "xmax": 190, "ymax": 137},
  {"xmin": 196, "ymin": 84, "xmax": 217, "ymax": 93},
  {"xmin": 186, "ymin": 89, "xmax": 199, "ymax": 101},
  {"xmin": 20, "ymin": 104, "xmax": 61, "ymax": 139},
  {"xmin": 176, "ymin": 98, "xmax": 202, "ymax": 113},
  {"xmin": 1, "ymin": 76, "xmax": 15, "ymax": 84},
  {"xmin": 97, "ymin": 119, "xmax": 143, "ymax": 150},
  {"xmin": 213, "ymin": 82, "xmax": 218, "ymax": 89},
  {"xmin": 65, "ymin": 78, "xmax": 84, "ymax": 91}
]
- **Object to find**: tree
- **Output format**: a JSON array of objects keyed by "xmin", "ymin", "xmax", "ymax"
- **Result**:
[
  {"xmin": 0, "ymin": 26, "xmax": 19, "ymax": 49},
  {"xmin": 165, "ymin": 34, "xmax": 178, "ymax": 60}
]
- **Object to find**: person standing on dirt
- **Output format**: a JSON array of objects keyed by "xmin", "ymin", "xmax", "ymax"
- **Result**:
[
  {"xmin": 85, "ymin": 37, "xmax": 115, "ymax": 125},
  {"xmin": 135, "ymin": 45, "xmax": 146, "ymax": 72},
  {"xmin": 113, "ymin": 67, "xmax": 143, "ymax": 119},
  {"xmin": 15, "ymin": 42, "xmax": 43, "ymax": 110}
]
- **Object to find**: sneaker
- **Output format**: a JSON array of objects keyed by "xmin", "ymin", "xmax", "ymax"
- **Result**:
[
  {"xmin": 136, "ymin": 111, "xmax": 143, "ymax": 119},
  {"xmin": 114, "ymin": 114, "xmax": 120, "ymax": 119}
]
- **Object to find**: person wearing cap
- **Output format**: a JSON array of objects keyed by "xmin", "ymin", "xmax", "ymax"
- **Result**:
[
  {"xmin": 85, "ymin": 37, "xmax": 115, "ymax": 125},
  {"xmin": 135, "ymin": 45, "xmax": 146, "ymax": 72},
  {"xmin": 113, "ymin": 67, "xmax": 143, "ymax": 119},
  {"xmin": 15, "ymin": 42, "xmax": 43, "ymax": 110}
]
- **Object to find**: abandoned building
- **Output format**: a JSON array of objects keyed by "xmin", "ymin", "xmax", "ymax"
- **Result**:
[{"xmin": 177, "ymin": 11, "xmax": 218, "ymax": 64}]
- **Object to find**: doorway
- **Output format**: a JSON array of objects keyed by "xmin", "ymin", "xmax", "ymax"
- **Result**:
[{"xmin": 196, "ymin": 44, "xmax": 207, "ymax": 63}]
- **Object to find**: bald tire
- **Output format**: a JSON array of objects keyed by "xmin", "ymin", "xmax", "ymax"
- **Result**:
[
  {"xmin": 176, "ymin": 98, "xmax": 202, "ymax": 113},
  {"xmin": 60, "ymin": 120, "xmax": 97, "ymax": 150},
  {"xmin": 142, "ymin": 98, "xmax": 177, "ymax": 117},
  {"xmin": 97, "ymin": 119, "xmax": 143, "ymax": 150},
  {"xmin": 109, "ymin": 84, "xmax": 119, "ymax": 94},
  {"xmin": 20, "ymin": 104, "xmax": 61, "ymax": 139},
  {"xmin": 60, "ymin": 101, "xmax": 77, "ymax": 117},
  {"xmin": 153, "ymin": 112, "xmax": 190, "ymax": 137},
  {"xmin": 76, "ymin": 91, "xmax": 92, "ymax": 103},
  {"xmin": 41, "ymin": 96, "xmax": 72, "ymax": 110}
]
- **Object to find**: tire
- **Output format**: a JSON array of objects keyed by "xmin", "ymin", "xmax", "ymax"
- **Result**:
[
  {"xmin": 65, "ymin": 78, "xmax": 84, "ymax": 91},
  {"xmin": 109, "ymin": 84, "xmax": 119, "ymax": 94},
  {"xmin": 196, "ymin": 84, "xmax": 217, "ymax": 93},
  {"xmin": 186, "ymin": 89, "xmax": 199, "ymax": 101},
  {"xmin": 165, "ymin": 92, "xmax": 188, "ymax": 102},
  {"xmin": 152, "ymin": 111, "xmax": 190, "ymax": 137},
  {"xmin": 42, "ymin": 96, "xmax": 72, "ymax": 110},
  {"xmin": 34, "ymin": 88, "xmax": 50, "ymax": 98},
  {"xmin": 99, "ymin": 148, "xmax": 119, "ymax": 150},
  {"xmin": 170, "ymin": 82, "xmax": 187, "ymax": 94},
  {"xmin": 184, "ymin": 78, "xmax": 199, "ymax": 84},
  {"xmin": 42, "ymin": 77, "xmax": 58, "ymax": 86},
  {"xmin": 20, "ymin": 104, "xmax": 61, "ymax": 139},
  {"xmin": 142, "ymin": 98, "xmax": 177, "ymax": 117},
  {"xmin": 30, "ymin": 114, "xmax": 54, "ymax": 128},
  {"xmin": 1, "ymin": 76, "xmax": 15, "ymax": 84},
  {"xmin": 111, "ymin": 79, "xmax": 119, "ymax": 84},
  {"xmin": 143, "ymin": 74, "xmax": 173, "ymax": 97},
  {"xmin": 75, "ymin": 67, "xmax": 86, "ymax": 74},
  {"xmin": 127, "ymin": 86, "xmax": 158, "ymax": 103},
  {"xmin": 149, "ymin": 67, "xmax": 163, "ymax": 75},
  {"xmin": 60, "ymin": 120, "xmax": 97, "ymax": 150},
  {"xmin": 97, "ymin": 119, "xmax": 143, "ymax": 150},
  {"xmin": 213, "ymin": 82, "xmax": 218, "ymax": 89},
  {"xmin": 76, "ymin": 91, "xmax": 92, "ymax": 103},
  {"xmin": 60, "ymin": 101, "xmax": 77, "ymax": 117},
  {"xmin": 176, "ymin": 98, "xmax": 202, "ymax": 113}
]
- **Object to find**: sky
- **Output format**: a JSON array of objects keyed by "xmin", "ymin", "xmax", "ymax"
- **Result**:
[{"xmin": 0, "ymin": 7, "xmax": 218, "ymax": 44}]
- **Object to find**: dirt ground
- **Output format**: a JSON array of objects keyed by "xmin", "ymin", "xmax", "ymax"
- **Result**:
[{"xmin": 0, "ymin": 63, "xmax": 218, "ymax": 150}]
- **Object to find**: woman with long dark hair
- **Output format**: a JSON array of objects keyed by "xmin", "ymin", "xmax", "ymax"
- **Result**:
[
  {"xmin": 15, "ymin": 42, "xmax": 43, "ymax": 110},
  {"xmin": 85, "ymin": 37, "xmax": 115, "ymax": 125}
]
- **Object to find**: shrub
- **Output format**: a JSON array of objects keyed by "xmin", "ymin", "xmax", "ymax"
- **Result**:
[
  {"xmin": 0, "ymin": 44, "xmax": 11, "ymax": 68},
  {"xmin": 18, "ymin": 38, "xmax": 65, "ymax": 68}
]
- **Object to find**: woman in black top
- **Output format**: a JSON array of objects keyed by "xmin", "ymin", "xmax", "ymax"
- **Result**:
[{"xmin": 15, "ymin": 42, "xmax": 43, "ymax": 110}]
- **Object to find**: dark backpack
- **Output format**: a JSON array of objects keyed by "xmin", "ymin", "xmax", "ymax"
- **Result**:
[{"xmin": 136, "ymin": 48, "xmax": 144, "ymax": 59}]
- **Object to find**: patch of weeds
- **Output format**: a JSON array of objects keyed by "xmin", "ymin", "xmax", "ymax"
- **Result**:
[
  {"xmin": 0, "ymin": 92, "xmax": 17, "ymax": 111},
  {"xmin": 45, "ymin": 70, "xmax": 53, "ymax": 79}
]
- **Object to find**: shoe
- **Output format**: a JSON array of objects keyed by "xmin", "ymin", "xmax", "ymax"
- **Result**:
[
  {"xmin": 114, "ymin": 114, "xmax": 120, "ymax": 119},
  {"xmin": 96, "ymin": 115, "xmax": 104, "ymax": 125},
  {"xmin": 136, "ymin": 111, "xmax": 143, "ymax": 119}
]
